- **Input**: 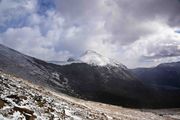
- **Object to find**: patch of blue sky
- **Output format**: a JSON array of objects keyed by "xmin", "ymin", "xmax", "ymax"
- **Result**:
[
  {"xmin": 0, "ymin": 0, "xmax": 56, "ymax": 33},
  {"xmin": 0, "ymin": 13, "xmax": 30, "ymax": 33},
  {"xmin": 175, "ymin": 30, "xmax": 180, "ymax": 33},
  {"xmin": 37, "ymin": 0, "xmax": 56, "ymax": 16}
]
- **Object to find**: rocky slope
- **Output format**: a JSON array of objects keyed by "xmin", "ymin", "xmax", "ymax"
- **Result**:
[
  {"xmin": 0, "ymin": 71, "xmax": 110, "ymax": 120},
  {"xmin": 1, "ymin": 71, "xmax": 180, "ymax": 120}
]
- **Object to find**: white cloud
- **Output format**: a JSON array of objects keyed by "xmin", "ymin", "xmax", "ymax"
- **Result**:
[
  {"xmin": 119, "ymin": 21, "xmax": 180, "ymax": 68},
  {"xmin": 0, "ymin": 0, "xmax": 37, "ymax": 26},
  {"xmin": 0, "ymin": 26, "xmax": 72, "ymax": 61},
  {"xmin": 0, "ymin": 0, "xmax": 180, "ymax": 68}
]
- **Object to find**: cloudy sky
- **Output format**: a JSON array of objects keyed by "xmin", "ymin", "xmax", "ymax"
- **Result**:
[{"xmin": 0, "ymin": 0, "xmax": 180, "ymax": 68}]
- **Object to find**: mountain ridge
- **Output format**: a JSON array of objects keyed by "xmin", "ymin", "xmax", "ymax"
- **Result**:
[
  {"xmin": 131, "ymin": 61, "xmax": 180, "ymax": 88},
  {"xmin": 1, "ymin": 44, "xmax": 180, "ymax": 108}
]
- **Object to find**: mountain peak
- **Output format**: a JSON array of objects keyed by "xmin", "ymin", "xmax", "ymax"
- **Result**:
[
  {"xmin": 67, "ymin": 57, "xmax": 76, "ymax": 62},
  {"xmin": 79, "ymin": 50, "xmax": 121, "ymax": 67}
]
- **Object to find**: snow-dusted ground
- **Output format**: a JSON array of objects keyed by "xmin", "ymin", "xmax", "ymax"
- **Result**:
[{"xmin": 0, "ymin": 71, "xmax": 180, "ymax": 120}]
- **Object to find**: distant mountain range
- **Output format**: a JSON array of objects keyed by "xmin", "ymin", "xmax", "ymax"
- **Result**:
[
  {"xmin": 131, "ymin": 62, "xmax": 180, "ymax": 89},
  {"xmin": 0, "ymin": 44, "xmax": 180, "ymax": 108}
]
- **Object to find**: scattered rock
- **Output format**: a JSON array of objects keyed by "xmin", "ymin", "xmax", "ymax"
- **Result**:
[{"xmin": 0, "ymin": 99, "xmax": 6, "ymax": 109}]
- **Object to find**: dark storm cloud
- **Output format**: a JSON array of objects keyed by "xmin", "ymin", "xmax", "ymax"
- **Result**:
[
  {"xmin": 109, "ymin": 0, "xmax": 180, "ymax": 44},
  {"xmin": 54, "ymin": 0, "xmax": 180, "ymax": 45}
]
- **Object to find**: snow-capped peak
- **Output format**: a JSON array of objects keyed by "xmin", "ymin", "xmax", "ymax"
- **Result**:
[
  {"xmin": 79, "ymin": 50, "xmax": 121, "ymax": 67},
  {"xmin": 49, "ymin": 50, "xmax": 125, "ymax": 67}
]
